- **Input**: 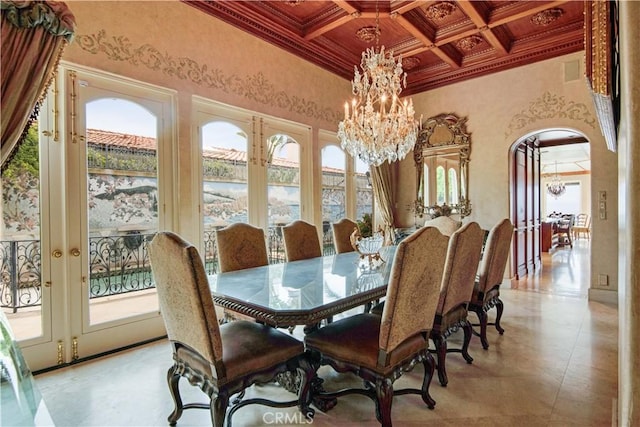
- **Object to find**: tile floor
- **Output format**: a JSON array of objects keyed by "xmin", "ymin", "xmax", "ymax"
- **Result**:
[{"xmin": 35, "ymin": 239, "xmax": 618, "ymax": 426}]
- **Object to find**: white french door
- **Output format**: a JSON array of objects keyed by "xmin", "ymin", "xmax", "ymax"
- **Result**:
[
  {"xmin": 65, "ymin": 67, "xmax": 174, "ymax": 361},
  {"xmin": 192, "ymin": 99, "xmax": 312, "ymax": 262},
  {"xmin": 5, "ymin": 67, "xmax": 176, "ymax": 371}
]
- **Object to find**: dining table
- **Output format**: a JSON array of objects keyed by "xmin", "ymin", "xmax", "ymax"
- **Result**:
[
  {"xmin": 208, "ymin": 245, "xmax": 397, "ymax": 411},
  {"xmin": 209, "ymin": 245, "xmax": 397, "ymax": 332}
]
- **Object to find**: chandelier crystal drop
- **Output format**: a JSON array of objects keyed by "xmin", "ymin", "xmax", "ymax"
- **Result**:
[
  {"xmin": 337, "ymin": 45, "xmax": 419, "ymax": 166},
  {"xmin": 546, "ymin": 161, "xmax": 566, "ymax": 198}
]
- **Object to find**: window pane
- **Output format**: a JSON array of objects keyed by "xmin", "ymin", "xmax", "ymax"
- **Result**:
[
  {"xmin": 546, "ymin": 182, "xmax": 581, "ymax": 216},
  {"xmin": 355, "ymin": 157, "xmax": 372, "ymax": 225}
]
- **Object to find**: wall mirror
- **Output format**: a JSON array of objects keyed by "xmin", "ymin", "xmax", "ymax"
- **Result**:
[{"xmin": 413, "ymin": 113, "xmax": 471, "ymax": 218}]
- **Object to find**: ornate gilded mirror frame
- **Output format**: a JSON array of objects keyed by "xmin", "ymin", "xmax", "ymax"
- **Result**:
[
  {"xmin": 585, "ymin": 0, "xmax": 620, "ymax": 152},
  {"xmin": 413, "ymin": 113, "xmax": 471, "ymax": 219}
]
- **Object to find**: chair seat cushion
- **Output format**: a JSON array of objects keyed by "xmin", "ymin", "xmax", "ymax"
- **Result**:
[
  {"xmin": 304, "ymin": 313, "xmax": 427, "ymax": 374},
  {"xmin": 177, "ymin": 320, "xmax": 303, "ymax": 383}
]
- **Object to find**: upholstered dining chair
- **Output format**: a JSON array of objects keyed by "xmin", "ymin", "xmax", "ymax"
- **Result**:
[
  {"xmin": 468, "ymin": 218, "xmax": 514, "ymax": 349},
  {"xmin": 331, "ymin": 218, "xmax": 358, "ymax": 254},
  {"xmin": 149, "ymin": 232, "xmax": 314, "ymax": 427},
  {"xmin": 282, "ymin": 220, "xmax": 322, "ymax": 262},
  {"xmin": 215, "ymin": 223, "xmax": 270, "ymax": 322},
  {"xmin": 215, "ymin": 222, "xmax": 268, "ymax": 273},
  {"xmin": 422, "ymin": 216, "xmax": 462, "ymax": 237},
  {"xmin": 304, "ymin": 226, "xmax": 449, "ymax": 427},
  {"xmin": 429, "ymin": 221, "xmax": 485, "ymax": 386}
]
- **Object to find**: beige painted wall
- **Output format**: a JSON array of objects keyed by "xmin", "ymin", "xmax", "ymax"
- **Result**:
[
  {"xmin": 618, "ymin": 1, "xmax": 640, "ymax": 424},
  {"xmin": 398, "ymin": 52, "xmax": 618, "ymax": 295},
  {"xmin": 61, "ymin": 2, "xmax": 619, "ymax": 298}
]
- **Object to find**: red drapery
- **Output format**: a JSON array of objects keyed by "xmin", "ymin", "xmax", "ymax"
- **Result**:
[{"xmin": 1, "ymin": 0, "xmax": 75, "ymax": 166}]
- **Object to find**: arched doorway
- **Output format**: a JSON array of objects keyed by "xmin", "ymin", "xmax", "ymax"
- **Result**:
[{"xmin": 509, "ymin": 129, "xmax": 590, "ymax": 282}]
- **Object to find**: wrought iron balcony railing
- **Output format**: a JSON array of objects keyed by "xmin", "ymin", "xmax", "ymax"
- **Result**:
[{"xmin": 1, "ymin": 226, "xmax": 336, "ymax": 312}]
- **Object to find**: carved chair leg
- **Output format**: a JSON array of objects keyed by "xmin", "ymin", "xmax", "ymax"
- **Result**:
[
  {"xmin": 476, "ymin": 309, "xmax": 490, "ymax": 350},
  {"xmin": 167, "ymin": 365, "xmax": 183, "ymax": 426},
  {"xmin": 461, "ymin": 321, "xmax": 474, "ymax": 364},
  {"xmin": 375, "ymin": 378, "xmax": 394, "ymax": 427},
  {"xmin": 210, "ymin": 390, "xmax": 229, "ymax": 427},
  {"xmin": 420, "ymin": 353, "xmax": 436, "ymax": 409},
  {"xmin": 433, "ymin": 335, "xmax": 448, "ymax": 387},
  {"xmin": 494, "ymin": 299, "xmax": 505, "ymax": 335}
]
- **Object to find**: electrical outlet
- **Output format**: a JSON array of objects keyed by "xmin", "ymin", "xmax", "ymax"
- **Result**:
[{"xmin": 598, "ymin": 274, "xmax": 609, "ymax": 286}]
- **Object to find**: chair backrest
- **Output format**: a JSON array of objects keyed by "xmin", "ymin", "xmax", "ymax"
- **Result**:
[
  {"xmin": 575, "ymin": 213, "xmax": 590, "ymax": 228},
  {"xmin": 378, "ymin": 227, "xmax": 449, "ymax": 354},
  {"xmin": 331, "ymin": 218, "xmax": 358, "ymax": 254},
  {"xmin": 437, "ymin": 222, "xmax": 485, "ymax": 316},
  {"xmin": 423, "ymin": 216, "xmax": 462, "ymax": 236},
  {"xmin": 215, "ymin": 223, "xmax": 268, "ymax": 272},
  {"xmin": 557, "ymin": 214, "xmax": 574, "ymax": 232},
  {"xmin": 477, "ymin": 219, "xmax": 514, "ymax": 294},
  {"xmin": 149, "ymin": 232, "xmax": 222, "ymax": 365},
  {"xmin": 282, "ymin": 220, "xmax": 322, "ymax": 261}
]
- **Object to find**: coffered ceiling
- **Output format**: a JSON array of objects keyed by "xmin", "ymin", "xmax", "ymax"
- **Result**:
[{"xmin": 186, "ymin": 0, "xmax": 585, "ymax": 95}]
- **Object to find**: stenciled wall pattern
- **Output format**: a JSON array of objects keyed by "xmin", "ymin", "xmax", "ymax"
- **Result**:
[
  {"xmin": 505, "ymin": 91, "xmax": 597, "ymax": 138},
  {"xmin": 75, "ymin": 30, "xmax": 342, "ymax": 124}
]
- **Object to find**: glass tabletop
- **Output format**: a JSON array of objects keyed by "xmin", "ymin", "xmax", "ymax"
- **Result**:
[{"xmin": 209, "ymin": 246, "xmax": 396, "ymax": 327}]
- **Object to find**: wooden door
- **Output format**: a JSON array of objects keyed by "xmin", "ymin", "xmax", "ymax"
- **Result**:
[{"xmin": 511, "ymin": 137, "xmax": 541, "ymax": 279}]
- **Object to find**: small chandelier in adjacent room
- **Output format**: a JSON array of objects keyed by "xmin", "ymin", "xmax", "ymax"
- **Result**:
[
  {"xmin": 337, "ymin": 4, "xmax": 419, "ymax": 167},
  {"xmin": 547, "ymin": 161, "xmax": 566, "ymax": 198}
]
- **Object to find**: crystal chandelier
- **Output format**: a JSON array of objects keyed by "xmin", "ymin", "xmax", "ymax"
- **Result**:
[
  {"xmin": 337, "ymin": 5, "xmax": 419, "ymax": 166},
  {"xmin": 547, "ymin": 161, "xmax": 566, "ymax": 198}
]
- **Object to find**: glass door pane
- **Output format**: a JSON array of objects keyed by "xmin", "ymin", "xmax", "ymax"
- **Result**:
[
  {"xmin": 85, "ymin": 98, "xmax": 159, "ymax": 326},
  {"xmin": 267, "ymin": 134, "xmax": 300, "ymax": 264},
  {"xmin": 201, "ymin": 120, "xmax": 248, "ymax": 274},
  {"xmin": 1, "ymin": 124, "xmax": 44, "ymax": 340},
  {"xmin": 321, "ymin": 145, "xmax": 346, "ymax": 254}
]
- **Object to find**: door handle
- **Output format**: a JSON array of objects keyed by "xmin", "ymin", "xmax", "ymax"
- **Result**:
[
  {"xmin": 71, "ymin": 248, "xmax": 81, "ymax": 257},
  {"xmin": 52, "ymin": 249, "xmax": 62, "ymax": 258}
]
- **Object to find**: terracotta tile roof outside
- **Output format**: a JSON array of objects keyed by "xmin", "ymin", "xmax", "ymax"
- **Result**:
[{"xmin": 87, "ymin": 128, "xmax": 346, "ymax": 173}]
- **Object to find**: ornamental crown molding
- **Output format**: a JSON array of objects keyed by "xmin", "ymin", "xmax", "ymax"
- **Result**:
[
  {"xmin": 74, "ymin": 30, "xmax": 341, "ymax": 124},
  {"xmin": 505, "ymin": 91, "xmax": 596, "ymax": 138}
]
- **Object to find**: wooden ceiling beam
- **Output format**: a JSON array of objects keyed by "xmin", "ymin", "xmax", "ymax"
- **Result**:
[
  {"xmin": 456, "ymin": 1, "xmax": 508, "ymax": 55},
  {"xmin": 394, "ymin": 14, "xmax": 460, "ymax": 68},
  {"xmin": 488, "ymin": 0, "xmax": 571, "ymax": 27},
  {"xmin": 304, "ymin": 14, "xmax": 353, "ymax": 40},
  {"xmin": 390, "ymin": 0, "xmax": 425, "ymax": 15}
]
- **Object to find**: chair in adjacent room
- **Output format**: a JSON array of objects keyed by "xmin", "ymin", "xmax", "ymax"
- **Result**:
[
  {"xmin": 468, "ymin": 218, "xmax": 514, "ymax": 350},
  {"xmin": 149, "ymin": 232, "xmax": 314, "ymax": 427},
  {"xmin": 304, "ymin": 226, "xmax": 449, "ymax": 427},
  {"xmin": 572, "ymin": 213, "xmax": 591, "ymax": 240},
  {"xmin": 215, "ymin": 222, "xmax": 269, "ymax": 273},
  {"xmin": 331, "ymin": 218, "xmax": 358, "ymax": 254},
  {"xmin": 429, "ymin": 221, "xmax": 485, "ymax": 386},
  {"xmin": 422, "ymin": 215, "xmax": 462, "ymax": 237},
  {"xmin": 555, "ymin": 214, "xmax": 574, "ymax": 248},
  {"xmin": 282, "ymin": 220, "xmax": 322, "ymax": 262}
]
